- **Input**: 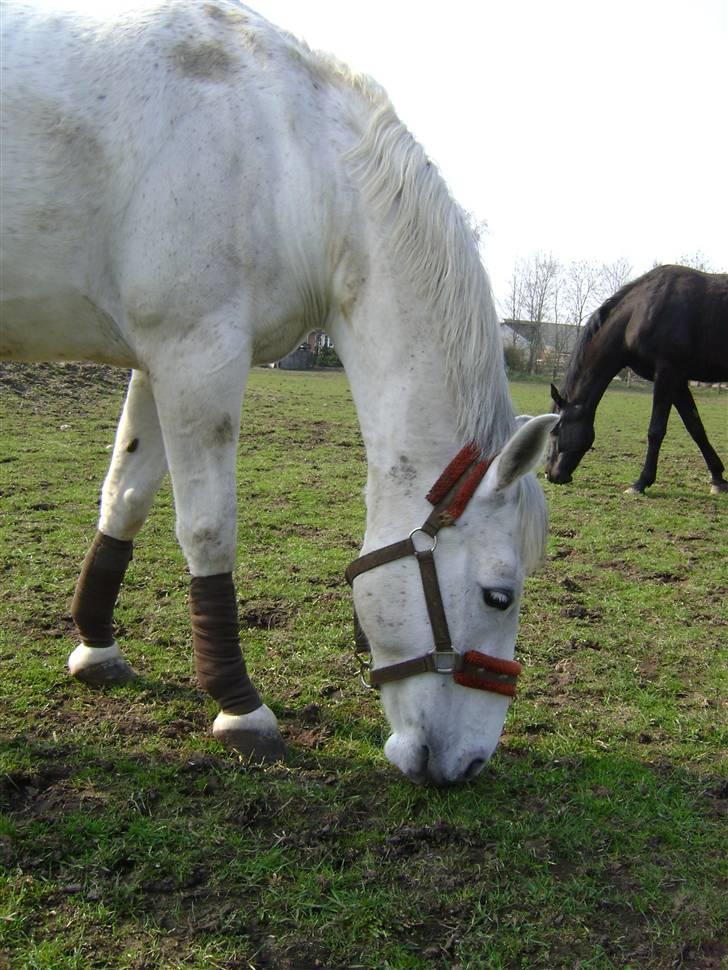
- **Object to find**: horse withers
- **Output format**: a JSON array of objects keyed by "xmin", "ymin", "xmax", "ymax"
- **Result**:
[
  {"xmin": 546, "ymin": 265, "xmax": 728, "ymax": 495},
  {"xmin": 1, "ymin": 0, "xmax": 557, "ymax": 785}
]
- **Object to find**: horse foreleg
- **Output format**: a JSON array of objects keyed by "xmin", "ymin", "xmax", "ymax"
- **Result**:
[
  {"xmin": 673, "ymin": 384, "xmax": 727, "ymax": 494},
  {"xmin": 151, "ymin": 348, "xmax": 285, "ymax": 762},
  {"xmin": 626, "ymin": 375, "xmax": 674, "ymax": 494},
  {"xmin": 69, "ymin": 369, "xmax": 168, "ymax": 684}
]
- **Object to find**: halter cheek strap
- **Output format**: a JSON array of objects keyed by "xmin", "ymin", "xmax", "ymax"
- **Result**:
[{"xmin": 345, "ymin": 444, "xmax": 523, "ymax": 697}]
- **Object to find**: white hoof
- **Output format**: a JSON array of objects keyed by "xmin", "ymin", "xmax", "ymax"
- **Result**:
[
  {"xmin": 623, "ymin": 486, "xmax": 644, "ymax": 496},
  {"xmin": 710, "ymin": 482, "xmax": 728, "ymax": 495},
  {"xmin": 68, "ymin": 642, "xmax": 137, "ymax": 686},
  {"xmin": 213, "ymin": 705, "xmax": 287, "ymax": 762}
]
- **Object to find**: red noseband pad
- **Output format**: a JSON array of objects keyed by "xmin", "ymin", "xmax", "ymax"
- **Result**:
[{"xmin": 453, "ymin": 651, "xmax": 522, "ymax": 697}]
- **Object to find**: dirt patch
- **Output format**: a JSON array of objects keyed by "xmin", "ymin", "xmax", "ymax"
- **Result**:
[
  {"xmin": 0, "ymin": 361, "xmax": 128, "ymax": 404},
  {"xmin": 239, "ymin": 601, "xmax": 293, "ymax": 629}
]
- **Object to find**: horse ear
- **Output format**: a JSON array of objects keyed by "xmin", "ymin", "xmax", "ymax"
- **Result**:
[
  {"xmin": 550, "ymin": 384, "xmax": 566, "ymax": 409},
  {"xmin": 482, "ymin": 414, "xmax": 560, "ymax": 495}
]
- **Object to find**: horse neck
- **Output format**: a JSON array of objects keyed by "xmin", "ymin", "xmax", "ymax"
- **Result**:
[
  {"xmin": 330, "ymin": 269, "xmax": 463, "ymax": 542},
  {"xmin": 322, "ymin": 103, "xmax": 513, "ymax": 542},
  {"xmin": 564, "ymin": 312, "xmax": 628, "ymax": 412}
]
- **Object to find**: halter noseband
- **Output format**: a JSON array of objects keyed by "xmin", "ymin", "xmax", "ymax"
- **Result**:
[{"xmin": 345, "ymin": 444, "xmax": 523, "ymax": 697}]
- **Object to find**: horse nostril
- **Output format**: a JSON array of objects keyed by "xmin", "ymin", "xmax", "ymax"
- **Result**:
[{"xmin": 465, "ymin": 758, "xmax": 486, "ymax": 781}]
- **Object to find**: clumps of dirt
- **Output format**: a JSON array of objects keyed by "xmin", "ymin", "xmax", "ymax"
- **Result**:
[
  {"xmin": 239, "ymin": 601, "xmax": 292, "ymax": 629},
  {"xmin": 282, "ymin": 703, "xmax": 333, "ymax": 750},
  {"xmin": 382, "ymin": 820, "xmax": 463, "ymax": 859},
  {"xmin": 561, "ymin": 604, "xmax": 604, "ymax": 621},
  {"xmin": 0, "ymin": 763, "xmax": 71, "ymax": 810},
  {"xmin": 0, "ymin": 361, "xmax": 128, "ymax": 404}
]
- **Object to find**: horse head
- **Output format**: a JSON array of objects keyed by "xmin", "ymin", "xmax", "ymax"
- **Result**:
[
  {"xmin": 545, "ymin": 384, "xmax": 595, "ymax": 484},
  {"xmin": 349, "ymin": 415, "xmax": 558, "ymax": 785}
]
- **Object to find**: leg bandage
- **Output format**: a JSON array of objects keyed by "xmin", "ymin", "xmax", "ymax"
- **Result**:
[
  {"xmin": 71, "ymin": 532, "xmax": 133, "ymax": 647},
  {"xmin": 190, "ymin": 573, "xmax": 262, "ymax": 716}
]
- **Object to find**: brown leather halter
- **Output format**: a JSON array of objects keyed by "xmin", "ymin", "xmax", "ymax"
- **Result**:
[{"xmin": 345, "ymin": 444, "xmax": 523, "ymax": 697}]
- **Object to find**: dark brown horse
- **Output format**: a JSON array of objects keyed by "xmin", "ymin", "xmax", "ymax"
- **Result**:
[{"xmin": 546, "ymin": 265, "xmax": 728, "ymax": 494}]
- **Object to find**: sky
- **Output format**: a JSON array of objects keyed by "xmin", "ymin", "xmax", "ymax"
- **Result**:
[{"xmin": 250, "ymin": 0, "xmax": 727, "ymax": 309}]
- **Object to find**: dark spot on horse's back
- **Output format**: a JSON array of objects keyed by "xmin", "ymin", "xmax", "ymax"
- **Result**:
[
  {"xmin": 212, "ymin": 415, "xmax": 234, "ymax": 446},
  {"xmin": 126, "ymin": 438, "xmax": 139, "ymax": 453},
  {"xmin": 204, "ymin": 2, "xmax": 249, "ymax": 26},
  {"xmin": 171, "ymin": 40, "xmax": 235, "ymax": 81}
]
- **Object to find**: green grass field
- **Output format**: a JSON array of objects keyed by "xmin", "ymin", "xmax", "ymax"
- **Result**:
[{"xmin": 1, "ymin": 365, "xmax": 726, "ymax": 969}]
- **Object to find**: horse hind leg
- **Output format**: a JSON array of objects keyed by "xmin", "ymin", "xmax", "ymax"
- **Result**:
[
  {"xmin": 673, "ymin": 383, "xmax": 727, "ymax": 494},
  {"xmin": 69, "ymin": 369, "xmax": 168, "ymax": 685},
  {"xmin": 150, "ymin": 344, "xmax": 285, "ymax": 762}
]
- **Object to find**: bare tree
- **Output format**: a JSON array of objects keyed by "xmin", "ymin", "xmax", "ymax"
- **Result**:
[
  {"xmin": 503, "ymin": 269, "xmax": 525, "ymax": 340},
  {"xmin": 565, "ymin": 259, "xmax": 602, "ymax": 326},
  {"xmin": 598, "ymin": 257, "xmax": 633, "ymax": 300},
  {"xmin": 519, "ymin": 252, "xmax": 560, "ymax": 372},
  {"xmin": 675, "ymin": 251, "xmax": 716, "ymax": 272}
]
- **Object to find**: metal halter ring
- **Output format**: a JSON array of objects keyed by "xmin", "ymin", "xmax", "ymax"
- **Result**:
[
  {"xmin": 357, "ymin": 654, "xmax": 375, "ymax": 690},
  {"xmin": 408, "ymin": 528, "xmax": 438, "ymax": 554}
]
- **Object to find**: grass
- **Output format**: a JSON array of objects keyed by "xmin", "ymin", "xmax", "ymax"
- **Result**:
[{"xmin": 0, "ymin": 363, "xmax": 726, "ymax": 969}]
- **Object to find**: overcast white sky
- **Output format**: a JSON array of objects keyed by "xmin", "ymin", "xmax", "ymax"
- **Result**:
[{"xmin": 251, "ymin": 0, "xmax": 727, "ymax": 309}]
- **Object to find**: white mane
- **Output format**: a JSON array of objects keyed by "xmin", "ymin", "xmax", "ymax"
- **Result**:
[
  {"xmin": 344, "ymin": 104, "xmax": 516, "ymax": 455},
  {"xmin": 343, "ymin": 103, "xmax": 547, "ymax": 571}
]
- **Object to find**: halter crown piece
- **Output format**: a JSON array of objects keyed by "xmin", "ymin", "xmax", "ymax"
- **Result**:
[{"xmin": 345, "ymin": 443, "xmax": 523, "ymax": 697}]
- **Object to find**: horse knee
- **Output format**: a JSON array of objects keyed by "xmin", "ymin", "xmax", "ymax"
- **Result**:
[{"xmin": 177, "ymin": 514, "xmax": 236, "ymax": 576}]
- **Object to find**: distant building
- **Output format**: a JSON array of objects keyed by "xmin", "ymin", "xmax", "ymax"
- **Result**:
[
  {"xmin": 276, "ymin": 330, "xmax": 336, "ymax": 370},
  {"xmin": 501, "ymin": 319, "xmax": 581, "ymax": 373}
]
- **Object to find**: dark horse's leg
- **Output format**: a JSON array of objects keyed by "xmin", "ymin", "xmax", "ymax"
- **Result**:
[
  {"xmin": 672, "ymin": 383, "xmax": 727, "ymax": 494},
  {"xmin": 626, "ymin": 372, "xmax": 675, "ymax": 494}
]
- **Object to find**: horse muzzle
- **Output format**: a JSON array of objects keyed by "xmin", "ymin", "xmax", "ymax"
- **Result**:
[
  {"xmin": 546, "ymin": 465, "xmax": 573, "ymax": 484},
  {"xmin": 384, "ymin": 731, "xmax": 494, "ymax": 786}
]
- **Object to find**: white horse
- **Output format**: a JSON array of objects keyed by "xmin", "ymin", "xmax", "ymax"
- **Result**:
[{"xmin": 1, "ymin": 0, "xmax": 557, "ymax": 785}]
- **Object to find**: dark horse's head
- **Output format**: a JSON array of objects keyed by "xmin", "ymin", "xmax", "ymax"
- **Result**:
[{"xmin": 545, "ymin": 384, "xmax": 595, "ymax": 484}]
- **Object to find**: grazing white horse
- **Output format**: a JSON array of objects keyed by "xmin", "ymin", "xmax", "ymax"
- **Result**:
[{"xmin": 1, "ymin": 0, "xmax": 557, "ymax": 784}]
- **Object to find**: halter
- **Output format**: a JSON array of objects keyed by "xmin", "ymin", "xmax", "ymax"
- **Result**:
[{"xmin": 345, "ymin": 444, "xmax": 523, "ymax": 697}]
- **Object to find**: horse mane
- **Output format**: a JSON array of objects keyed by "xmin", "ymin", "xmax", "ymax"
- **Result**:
[
  {"xmin": 563, "ymin": 273, "xmax": 644, "ymax": 398},
  {"xmin": 343, "ymin": 104, "xmax": 516, "ymax": 455}
]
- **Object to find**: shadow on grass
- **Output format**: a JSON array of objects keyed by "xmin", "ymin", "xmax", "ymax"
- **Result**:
[{"xmin": 1, "ymin": 730, "xmax": 726, "ymax": 969}]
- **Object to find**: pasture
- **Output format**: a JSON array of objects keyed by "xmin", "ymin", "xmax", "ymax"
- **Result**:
[{"xmin": 1, "ymin": 365, "xmax": 726, "ymax": 969}]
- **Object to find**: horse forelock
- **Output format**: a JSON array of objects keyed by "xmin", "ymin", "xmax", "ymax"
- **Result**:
[{"xmin": 344, "ymin": 105, "xmax": 516, "ymax": 456}]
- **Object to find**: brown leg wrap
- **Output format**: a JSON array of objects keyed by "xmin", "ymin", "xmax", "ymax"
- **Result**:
[
  {"xmin": 71, "ymin": 531, "xmax": 134, "ymax": 647},
  {"xmin": 190, "ymin": 573, "xmax": 262, "ymax": 716}
]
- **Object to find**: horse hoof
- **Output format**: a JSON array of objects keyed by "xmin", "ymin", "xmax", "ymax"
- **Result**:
[
  {"xmin": 213, "ymin": 707, "xmax": 287, "ymax": 763},
  {"xmin": 68, "ymin": 642, "xmax": 137, "ymax": 686},
  {"xmin": 623, "ymin": 486, "xmax": 644, "ymax": 496},
  {"xmin": 710, "ymin": 481, "xmax": 728, "ymax": 495}
]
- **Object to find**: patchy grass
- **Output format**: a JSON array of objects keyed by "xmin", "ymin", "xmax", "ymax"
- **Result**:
[{"xmin": 1, "ymin": 364, "xmax": 726, "ymax": 969}]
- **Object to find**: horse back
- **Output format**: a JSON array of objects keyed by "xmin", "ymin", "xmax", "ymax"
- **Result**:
[
  {"xmin": 0, "ymin": 1, "xmax": 362, "ymax": 364},
  {"xmin": 623, "ymin": 266, "xmax": 728, "ymax": 382}
]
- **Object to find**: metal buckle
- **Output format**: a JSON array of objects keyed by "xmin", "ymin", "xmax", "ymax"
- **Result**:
[
  {"xmin": 357, "ymin": 654, "xmax": 375, "ymax": 690},
  {"xmin": 409, "ymin": 528, "xmax": 438, "ymax": 554},
  {"xmin": 430, "ymin": 649, "xmax": 459, "ymax": 674}
]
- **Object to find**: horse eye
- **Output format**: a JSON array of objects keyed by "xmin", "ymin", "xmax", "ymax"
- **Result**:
[{"xmin": 482, "ymin": 588, "xmax": 513, "ymax": 611}]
